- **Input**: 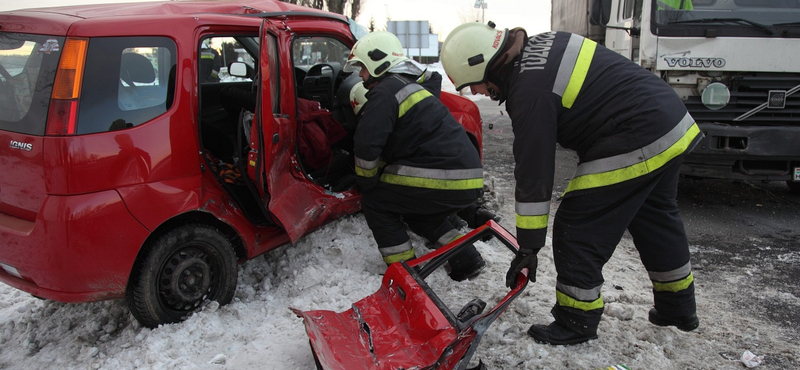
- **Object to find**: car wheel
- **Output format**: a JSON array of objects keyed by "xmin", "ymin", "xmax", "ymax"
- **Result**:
[
  {"xmin": 787, "ymin": 181, "xmax": 800, "ymax": 195},
  {"xmin": 126, "ymin": 224, "xmax": 237, "ymax": 328}
]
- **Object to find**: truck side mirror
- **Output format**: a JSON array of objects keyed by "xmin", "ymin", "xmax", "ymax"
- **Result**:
[{"xmin": 590, "ymin": 0, "xmax": 612, "ymax": 26}]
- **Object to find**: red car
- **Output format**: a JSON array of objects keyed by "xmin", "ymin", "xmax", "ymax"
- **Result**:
[{"xmin": 0, "ymin": 0, "xmax": 482, "ymax": 328}]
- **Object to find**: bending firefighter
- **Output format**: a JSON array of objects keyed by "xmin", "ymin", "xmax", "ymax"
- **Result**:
[
  {"xmin": 441, "ymin": 22, "xmax": 702, "ymax": 344},
  {"xmin": 343, "ymin": 31, "xmax": 486, "ymax": 281}
]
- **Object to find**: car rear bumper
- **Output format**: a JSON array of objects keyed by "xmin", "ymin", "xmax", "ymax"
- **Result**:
[{"xmin": 0, "ymin": 190, "xmax": 149, "ymax": 302}]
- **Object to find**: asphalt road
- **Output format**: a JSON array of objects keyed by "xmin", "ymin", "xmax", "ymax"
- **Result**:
[{"xmin": 475, "ymin": 97, "xmax": 800, "ymax": 335}]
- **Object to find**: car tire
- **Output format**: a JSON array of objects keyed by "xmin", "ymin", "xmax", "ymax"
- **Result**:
[
  {"xmin": 126, "ymin": 224, "xmax": 237, "ymax": 328},
  {"xmin": 787, "ymin": 181, "xmax": 800, "ymax": 195}
]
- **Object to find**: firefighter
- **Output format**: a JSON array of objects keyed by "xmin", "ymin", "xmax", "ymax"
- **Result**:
[
  {"xmin": 441, "ymin": 22, "xmax": 702, "ymax": 344},
  {"xmin": 343, "ymin": 31, "xmax": 486, "ymax": 281},
  {"xmin": 348, "ymin": 74, "xmax": 502, "ymax": 230}
]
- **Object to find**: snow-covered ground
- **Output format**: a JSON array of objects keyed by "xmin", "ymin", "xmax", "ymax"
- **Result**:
[{"xmin": 1, "ymin": 64, "xmax": 797, "ymax": 370}]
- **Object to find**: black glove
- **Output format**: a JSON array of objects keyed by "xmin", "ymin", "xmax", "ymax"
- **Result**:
[
  {"xmin": 505, "ymin": 251, "xmax": 537, "ymax": 288},
  {"xmin": 355, "ymin": 175, "xmax": 380, "ymax": 193}
]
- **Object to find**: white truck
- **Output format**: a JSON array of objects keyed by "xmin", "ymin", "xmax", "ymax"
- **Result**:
[{"xmin": 551, "ymin": 0, "xmax": 800, "ymax": 193}]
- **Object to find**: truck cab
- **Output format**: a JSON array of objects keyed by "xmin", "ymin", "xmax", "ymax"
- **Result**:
[
  {"xmin": 554, "ymin": 0, "xmax": 800, "ymax": 193},
  {"xmin": 0, "ymin": 0, "xmax": 483, "ymax": 328}
]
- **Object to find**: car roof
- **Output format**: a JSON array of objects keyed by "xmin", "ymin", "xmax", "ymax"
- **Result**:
[
  {"xmin": 5, "ymin": 0, "xmax": 344, "ymax": 20},
  {"xmin": 0, "ymin": 0, "xmax": 348, "ymax": 37}
]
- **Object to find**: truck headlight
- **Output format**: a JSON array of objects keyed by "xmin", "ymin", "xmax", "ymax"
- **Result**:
[{"xmin": 701, "ymin": 82, "xmax": 730, "ymax": 110}]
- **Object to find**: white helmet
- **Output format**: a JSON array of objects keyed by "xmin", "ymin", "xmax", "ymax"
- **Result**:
[
  {"xmin": 441, "ymin": 22, "xmax": 508, "ymax": 91},
  {"xmin": 344, "ymin": 31, "xmax": 407, "ymax": 78},
  {"xmin": 349, "ymin": 81, "xmax": 369, "ymax": 115}
]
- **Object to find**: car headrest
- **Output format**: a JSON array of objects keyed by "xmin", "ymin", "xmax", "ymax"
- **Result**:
[{"xmin": 120, "ymin": 53, "xmax": 156, "ymax": 85}]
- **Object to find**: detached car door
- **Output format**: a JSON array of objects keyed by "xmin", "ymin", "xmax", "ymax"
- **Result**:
[{"xmin": 257, "ymin": 19, "xmax": 359, "ymax": 242}]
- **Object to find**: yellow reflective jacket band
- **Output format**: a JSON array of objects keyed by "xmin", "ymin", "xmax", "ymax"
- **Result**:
[
  {"xmin": 515, "ymin": 201, "xmax": 550, "ymax": 230},
  {"xmin": 565, "ymin": 115, "xmax": 700, "ymax": 193},
  {"xmin": 562, "ymin": 39, "xmax": 596, "ymax": 108},
  {"xmin": 381, "ymin": 174, "xmax": 483, "ymax": 190},
  {"xmin": 355, "ymin": 156, "xmax": 382, "ymax": 178},
  {"xmin": 355, "ymin": 166, "xmax": 378, "ymax": 178},
  {"xmin": 380, "ymin": 165, "xmax": 484, "ymax": 190},
  {"xmin": 397, "ymin": 87, "xmax": 433, "ymax": 118},
  {"xmin": 552, "ymin": 34, "xmax": 597, "ymax": 109},
  {"xmin": 556, "ymin": 290, "xmax": 604, "ymax": 312},
  {"xmin": 516, "ymin": 214, "xmax": 549, "ymax": 230},
  {"xmin": 653, "ymin": 272, "xmax": 694, "ymax": 293}
]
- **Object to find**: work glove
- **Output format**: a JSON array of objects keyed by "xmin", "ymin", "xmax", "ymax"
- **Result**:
[
  {"xmin": 355, "ymin": 175, "xmax": 380, "ymax": 193},
  {"xmin": 505, "ymin": 251, "xmax": 537, "ymax": 289}
]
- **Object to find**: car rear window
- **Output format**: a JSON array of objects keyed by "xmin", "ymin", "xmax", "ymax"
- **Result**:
[
  {"xmin": 0, "ymin": 33, "xmax": 62, "ymax": 136},
  {"xmin": 77, "ymin": 36, "xmax": 176, "ymax": 134}
]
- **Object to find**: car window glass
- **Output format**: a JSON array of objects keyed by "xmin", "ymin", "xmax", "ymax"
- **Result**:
[
  {"xmin": 0, "ymin": 33, "xmax": 61, "ymax": 135},
  {"xmin": 78, "ymin": 37, "xmax": 176, "ymax": 134},
  {"xmin": 200, "ymin": 37, "xmax": 255, "ymax": 83}
]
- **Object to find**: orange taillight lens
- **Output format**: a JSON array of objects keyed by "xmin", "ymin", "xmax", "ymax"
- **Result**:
[{"xmin": 46, "ymin": 38, "xmax": 88, "ymax": 136}]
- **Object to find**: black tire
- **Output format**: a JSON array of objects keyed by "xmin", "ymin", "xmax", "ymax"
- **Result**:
[
  {"xmin": 126, "ymin": 224, "xmax": 237, "ymax": 328},
  {"xmin": 787, "ymin": 181, "xmax": 800, "ymax": 195}
]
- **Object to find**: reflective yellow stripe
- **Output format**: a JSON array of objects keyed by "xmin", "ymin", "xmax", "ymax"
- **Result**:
[
  {"xmin": 381, "ymin": 173, "xmax": 483, "ymax": 190},
  {"xmin": 653, "ymin": 272, "xmax": 694, "ymax": 293},
  {"xmin": 383, "ymin": 248, "xmax": 416, "ymax": 264},
  {"xmin": 398, "ymin": 89, "xmax": 432, "ymax": 118},
  {"xmin": 562, "ymin": 39, "xmax": 596, "ymax": 109},
  {"xmin": 516, "ymin": 214, "xmax": 549, "ymax": 230},
  {"xmin": 556, "ymin": 290, "xmax": 604, "ymax": 311},
  {"xmin": 355, "ymin": 166, "xmax": 378, "ymax": 177},
  {"xmin": 566, "ymin": 123, "xmax": 701, "ymax": 193}
]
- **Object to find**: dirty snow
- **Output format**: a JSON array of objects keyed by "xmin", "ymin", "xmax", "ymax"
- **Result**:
[{"xmin": 1, "ymin": 64, "xmax": 797, "ymax": 370}]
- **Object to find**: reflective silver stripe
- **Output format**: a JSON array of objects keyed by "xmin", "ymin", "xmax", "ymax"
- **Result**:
[
  {"xmin": 648, "ymin": 261, "xmax": 692, "ymax": 282},
  {"xmin": 436, "ymin": 229, "xmax": 463, "ymax": 248},
  {"xmin": 552, "ymin": 34, "xmax": 584, "ymax": 98},
  {"xmin": 574, "ymin": 112, "xmax": 695, "ymax": 178},
  {"xmin": 395, "ymin": 84, "xmax": 424, "ymax": 104},
  {"xmin": 355, "ymin": 156, "xmax": 380, "ymax": 170},
  {"xmin": 379, "ymin": 240, "xmax": 413, "ymax": 257},
  {"xmin": 515, "ymin": 201, "xmax": 551, "ymax": 216},
  {"xmin": 556, "ymin": 281, "xmax": 603, "ymax": 301},
  {"xmin": 417, "ymin": 70, "xmax": 433, "ymax": 83},
  {"xmin": 383, "ymin": 164, "xmax": 483, "ymax": 180}
]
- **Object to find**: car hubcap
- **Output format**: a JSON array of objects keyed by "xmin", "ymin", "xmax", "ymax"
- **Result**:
[{"xmin": 159, "ymin": 248, "xmax": 213, "ymax": 312}]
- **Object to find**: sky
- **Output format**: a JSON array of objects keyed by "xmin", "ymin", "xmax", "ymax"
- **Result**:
[{"xmin": 0, "ymin": 0, "xmax": 553, "ymax": 41}]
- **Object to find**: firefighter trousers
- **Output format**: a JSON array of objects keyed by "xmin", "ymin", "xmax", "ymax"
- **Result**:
[
  {"xmin": 550, "ymin": 158, "xmax": 696, "ymax": 335},
  {"xmin": 360, "ymin": 185, "xmax": 477, "ymax": 263}
]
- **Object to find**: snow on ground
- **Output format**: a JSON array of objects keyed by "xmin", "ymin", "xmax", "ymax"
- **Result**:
[{"xmin": 0, "ymin": 64, "xmax": 797, "ymax": 370}]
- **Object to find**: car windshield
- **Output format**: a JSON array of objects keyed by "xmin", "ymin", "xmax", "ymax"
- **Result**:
[
  {"xmin": 348, "ymin": 18, "xmax": 369, "ymax": 41},
  {"xmin": 652, "ymin": 0, "xmax": 800, "ymax": 36}
]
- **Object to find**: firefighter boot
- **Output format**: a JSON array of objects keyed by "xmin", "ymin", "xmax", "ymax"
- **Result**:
[
  {"xmin": 527, "ymin": 321, "xmax": 598, "ymax": 345},
  {"xmin": 648, "ymin": 308, "xmax": 699, "ymax": 331},
  {"xmin": 447, "ymin": 244, "xmax": 486, "ymax": 282}
]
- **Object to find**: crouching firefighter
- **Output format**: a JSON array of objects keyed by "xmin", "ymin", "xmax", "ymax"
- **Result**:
[
  {"xmin": 441, "ymin": 22, "xmax": 702, "ymax": 344},
  {"xmin": 343, "ymin": 31, "xmax": 486, "ymax": 281}
]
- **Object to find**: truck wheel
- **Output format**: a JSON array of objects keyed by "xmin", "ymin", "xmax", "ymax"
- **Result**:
[
  {"xmin": 787, "ymin": 181, "xmax": 800, "ymax": 195},
  {"xmin": 126, "ymin": 224, "xmax": 237, "ymax": 328}
]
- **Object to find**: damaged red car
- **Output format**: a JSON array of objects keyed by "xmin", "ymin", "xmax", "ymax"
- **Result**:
[{"xmin": 0, "ymin": 0, "xmax": 482, "ymax": 327}]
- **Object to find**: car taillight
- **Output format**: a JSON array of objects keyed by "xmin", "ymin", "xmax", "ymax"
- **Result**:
[{"xmin": 46, "ymin": 38, "xmax": 88, "ymax": 136}]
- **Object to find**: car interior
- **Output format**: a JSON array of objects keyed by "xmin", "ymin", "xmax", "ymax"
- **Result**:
[{"xmin": 197, "ymin": 35, "xmax": 358, "ymax": 225}]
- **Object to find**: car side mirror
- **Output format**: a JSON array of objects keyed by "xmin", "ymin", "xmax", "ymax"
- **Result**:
[{"xmin": 229, "ymin": 62, "xmax": 249, "ymax": 78}]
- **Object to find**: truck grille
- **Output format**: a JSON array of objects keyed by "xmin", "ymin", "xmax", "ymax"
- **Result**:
[{"xmin": 685, "ymin": 73, "xmax": 800, "ymax": 125}]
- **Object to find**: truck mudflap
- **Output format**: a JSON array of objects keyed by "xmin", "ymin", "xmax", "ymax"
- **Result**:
[{"xmin": 292, "ymin": 221, "xmax": 529, "ymax": 370}]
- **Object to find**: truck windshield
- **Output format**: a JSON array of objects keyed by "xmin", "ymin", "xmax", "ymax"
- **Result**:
[{"xmin": 652, "ymin": 0, "xmax": 800, "ymax": 37}]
